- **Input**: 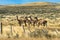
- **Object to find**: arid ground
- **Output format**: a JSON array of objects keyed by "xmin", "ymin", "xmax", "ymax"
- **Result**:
[{"xmin": 0, "ymin": 2, "xmax": 60, "ymax": 40}]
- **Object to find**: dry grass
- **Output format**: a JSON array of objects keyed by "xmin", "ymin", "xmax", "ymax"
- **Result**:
[
  {"xmin": 0, "ymin": 2, "xmax": 60, "ymax": 40},
  {"xmin": 1, "ymin": 14, "xmax": 60, "ymax": 40},
  {"xmin": 0, "ymin": 37, "xmax": 60, "ymax": 40}
]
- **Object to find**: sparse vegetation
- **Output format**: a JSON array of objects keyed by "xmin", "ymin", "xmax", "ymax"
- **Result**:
[{"xmin": 0, "ymin": 2, "xmax": 60, "ymax": 40}]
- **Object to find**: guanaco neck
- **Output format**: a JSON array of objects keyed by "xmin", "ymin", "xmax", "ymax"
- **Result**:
[{"xmin": 16, "ymin": 16, "xmax": 19, "ymax": 21}]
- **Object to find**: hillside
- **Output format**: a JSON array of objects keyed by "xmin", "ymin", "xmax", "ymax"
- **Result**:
[
  {"xmin": 0, "ymin": 2, "xmax": 60, "ymax": 15},
  {"xmin": 1, "ymin": 2, "xmax": 60, "ymax": 39}
]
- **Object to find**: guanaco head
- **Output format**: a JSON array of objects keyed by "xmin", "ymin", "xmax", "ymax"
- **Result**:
[
  {"xmin": 25, "ymin": 16, "xmax": 28, "ymax": 20},
  {"xmin": 34, "ymin": 17, "xmax": 38, "ymax": 20},
  {"xmin": 28, "ymin": 16, "xmax": 31, "ymax": 19}
]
